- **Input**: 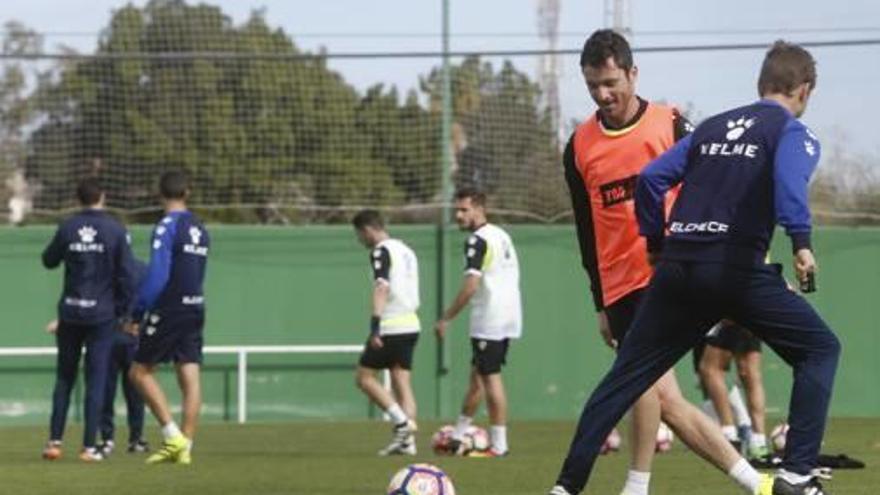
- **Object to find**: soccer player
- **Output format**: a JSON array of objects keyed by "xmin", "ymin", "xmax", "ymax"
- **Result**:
[
  {"xmin": 555, "ymin": 29, "xmax": 768, "ymax": 495},
  {"xmin": 41, "ymin": 177, "xmax": 137, "ymax": 462},
  {"xmin": 98, "ymin": 258, "xmax": 150, "ymax": 456},
  {"xmin": 435, "ymin": 188, "xmax": 521, "ymax": 457},
  {"xmin": 698, "ymin": 321, "xmax": 771, "ymax": 462},
  {"xmin": 550, "ymin": 41, "xmax": 836, "ymax": 495},
  {"xmin": 128, "ymin": 171, "xmax": 210, "ymax": 465},
  {"xmin": 351, "ymin": 209, "xmax": 422, "ymax": 456}
]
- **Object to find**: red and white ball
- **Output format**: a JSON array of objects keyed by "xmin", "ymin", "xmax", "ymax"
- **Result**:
[
  {"xmin": 655, "ymin": 422, "xmax": 675, "ymax": 453},
  {"xmin": 770, "ymin": 422, "xmax": 789, "ymax": 453},
  {"xmin": 600, "ymin": 428, "xmax": 622, "ymax": 455},
  {"xmin": 431, "ymin": 425, "xmax": 489, "ymax": 456}
]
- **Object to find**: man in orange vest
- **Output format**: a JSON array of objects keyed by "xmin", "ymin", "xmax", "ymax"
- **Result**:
[{"xmin": 550, "ymin": 30, "xmax": 771, "ymax": 495}]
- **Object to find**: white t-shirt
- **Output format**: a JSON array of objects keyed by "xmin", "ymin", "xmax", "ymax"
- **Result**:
[
  {"xmin": 463, "ymin": 224, "xmax": 522, "ymax": 340},
  {"xmin": 371, "ymin": 238, "xmax": 420, "ymax": 336}
]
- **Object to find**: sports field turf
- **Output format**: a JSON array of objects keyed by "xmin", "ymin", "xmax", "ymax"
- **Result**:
[{"xmin": 4, "ymin": 418, "xmax": 878, "ymax": 494}]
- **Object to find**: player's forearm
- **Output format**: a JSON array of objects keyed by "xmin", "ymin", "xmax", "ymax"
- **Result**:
[
  {"xmin": 371, "ymin": 283, "xmax": 389, "ymax": 317},
  {"xmin": 41, "ymin": 237, "xmax": 62, "ymax": 269},
  {"xmin": 442, "ymin": 277, "xmax": 479, "ymax": 321}
]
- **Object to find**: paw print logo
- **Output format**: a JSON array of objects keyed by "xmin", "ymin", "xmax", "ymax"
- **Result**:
[
  {"xmin": 725, "ymin": 117, "xmax": 755, "ymax": 141},
  {"xmin": 804, "ymin": 140, "xmax": 816, "ymax": 156},
  {"xmin": 189, "ymin": 226, "xmax": 202, "ymax": 245},
  {"xmin": 77, "ymin": 225, "xmax": 97, "ymax": 243}
]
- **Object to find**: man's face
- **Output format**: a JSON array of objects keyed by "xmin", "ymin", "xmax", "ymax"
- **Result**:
[
  {"xmin": 354, "ymin": 226, "xmax": 376, "ymax": 248},
  {"xmin": 454, "ymin": 197, "xmax": 483, "ymax": 231},
  {"xmin": 582, "ymin": 57, "xmax": 638, "ymax": 124}
]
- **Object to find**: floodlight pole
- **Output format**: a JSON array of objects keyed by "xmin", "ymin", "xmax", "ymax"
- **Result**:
[{"xmin": 436, "ymin": 0, "xmax": 453, "ymax": 418}]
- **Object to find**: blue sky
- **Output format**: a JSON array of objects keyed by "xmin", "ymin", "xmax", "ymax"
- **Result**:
[{"xmin": 6, "ymin": 0, "xmax": 880, "ymax": 157}]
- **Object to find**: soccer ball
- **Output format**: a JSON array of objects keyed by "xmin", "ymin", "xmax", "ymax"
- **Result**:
[
  {"xmin": 770, "ymin": 423, "xmax": 789, "ymax": 453},
  {"xmin": 387, "ymin": 463, "xmax": 456, "ymax": 495},
  {"xmin": 431, "ymin": 425, "xmax": 457, "ymax": 455},
  {"xmin": 655, "ymin": 422, "xmax": 675, "ymax": 453},
  {"xmin": 600, "ymin": 428, "xmax": 622, "ymax": 455},
  {"xmin": 431, "ymin": 425, "xmax": 489, "ymax": 455},
  {"xmin": 463, "ymin": 425, "xmax": 489, "ymax": 452}
]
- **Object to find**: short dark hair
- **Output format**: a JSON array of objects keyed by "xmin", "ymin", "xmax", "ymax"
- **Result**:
[
  {"xmin": 76, "ymin": 177, "xmax": 103, "ymax": 206},
  {"xmin": 454, "ymin": 188, "xmax": 487, "ymax": 207},
  {"xmin": 352, "ymin": 209, "xmax": 384, "ymax": 230},
  {"xmin": 580, "ymin": 29, "xmax": 633, "ymax": 71},
  {"xmin": 159, "ymin": 171, "xmax": 189, "ymax": 200},
  {"xmin": 758, "ymin": 40, "xmax": 817, "ymax": 96}
]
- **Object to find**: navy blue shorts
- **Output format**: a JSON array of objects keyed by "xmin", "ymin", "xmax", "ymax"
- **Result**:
[{"xmin": 134, "ymin": 311, "xmax": 204, "ymax": 365}]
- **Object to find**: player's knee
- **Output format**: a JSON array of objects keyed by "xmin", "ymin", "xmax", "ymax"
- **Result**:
[
  {"xmin": 128, "ymin": 365, "xmax": 144, "ymax": 383},
  {"xmin": 737, "ymin": 365, "xmax": 759, "ymax": 384},
  {"xmin": 821, "ymin": 332, "xmax": 842, "ymax": 360},
  {"xmin": 354, "ymin": 368, "xmax": 372, "ymax": 390},
  {"xmin": 698, "ymin": 360, "xmax": 718, "ymax": 379}
]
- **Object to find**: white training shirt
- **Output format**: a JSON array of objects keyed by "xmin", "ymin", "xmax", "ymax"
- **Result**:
[
  {"xmin": 371, "ymin": 238, "xmax": 421, "ymax": 336},
  {"xmin": 463, "ymin": 224, "xmax": 522, "ymax": 340}
]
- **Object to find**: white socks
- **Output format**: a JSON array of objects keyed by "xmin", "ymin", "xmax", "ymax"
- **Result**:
[
  {"xmin": 621, "ymin": 470, "xmax": 650, "ymax": 495},
  {"xmin": 453, "ymin": 414, "xmax": 473, "ymax": 439},
  {"xmin": 750, "ymin": 433, "xmax": 767, "ymax": 449},
  {"xmin": 386, "ymin": 403, "xmax": 409, "ymax": 425},
  {"xmin": 728, "ymin": 458, "xmax": 761, "ymax": 493},
  {"xmin": 161, "ymin": 421, "xmax": 183, "ymax": 440},
  {"xmin": 490, "ymin": 425, "xmax": 508, "ymax": 453},
  {"xmin": 722, "ymin": 424, "xmax": 740, "ymax": 442},
  {"xmin": 729, "ymin": 385, "xmax": 752, "ymax": 429}
]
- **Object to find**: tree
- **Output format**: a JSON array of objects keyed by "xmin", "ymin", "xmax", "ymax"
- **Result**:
[
  {"xmin": 420, "ymin": 56, "xmax": 566, "ymax": 221},
  {"xmin": 25, "ymin": 0, "xmax": 409, "ymax": 219},
  {"xmin": 0, "ymin": 21, "xmax": 44, "ymax": 222}
]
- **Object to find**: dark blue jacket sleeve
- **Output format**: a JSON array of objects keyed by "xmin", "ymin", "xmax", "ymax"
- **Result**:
[
  {"xmin": 636, "ymin": 134, "xmax": 692, "ymax": 251},
  {"xmin": 134, "ymin": 219, "xmax": 176, "ymax": 318},
  {"xmin": 114, "ymin": 229, "xmax": 139, "ymax": 319},
  {"xmin": 774, "ymin": 119, "xmax": 820, "ymax": 252},
  {"xmin": 42, "ymin": 227, "xmax": 64, "ymax": 269}
]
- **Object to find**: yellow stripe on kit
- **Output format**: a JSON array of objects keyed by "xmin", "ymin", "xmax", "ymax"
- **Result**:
[{"xmin": 382, "ymin": 313, "xmax": 420, "ymax": 329}]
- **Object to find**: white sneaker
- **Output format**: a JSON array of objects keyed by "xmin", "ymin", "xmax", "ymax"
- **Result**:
[
  {"xmin": 378, "ymin": 421, "xmax": 417, "ymax": 456},
  {"xmin": 548, "ymin": 485, "xmax": 572, "ymax": 495},
  {"xmin": 98, "ymin": 439, "xmax": 115, "ymax": 457},
  {"xmin": 78, "ymin": 447, "xmax": 105, "ymax": 462}
]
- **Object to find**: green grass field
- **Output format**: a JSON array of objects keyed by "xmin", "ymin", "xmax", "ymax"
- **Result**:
[{"xmin": 3, "ymin": 419, "xmax": 878, "ymax": 494}]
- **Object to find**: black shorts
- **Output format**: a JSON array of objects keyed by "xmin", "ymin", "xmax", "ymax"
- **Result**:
[
  {"xmin": 134, "ymin": 311, "xmax": 205, "ymax": 365},
  {"xmin": 470, "ymin": 338, "xmax": 509, "ymax": 375},
  {"xmin": 605, "ymin": 288, "xmax": 646, "ymax": 345},
  {"xmin": 705, "ymin": 322, "xmax": 762, "ymax": 354},
  {"xmin": 359, "ymin": 333, "xmax": 419, "ymax": 370}
]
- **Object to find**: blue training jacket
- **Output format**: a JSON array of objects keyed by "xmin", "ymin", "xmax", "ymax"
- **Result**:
[
  {"xmin": 42, "ymin": 209, "xmax": 138, "ymax": 325},
  {"xmin": 636, "ymin": 99, "xmax": 820, "ymax": 266},
  {"xmin": 134, "ymin": 210, "xmax": 210, "ymax": 319}
]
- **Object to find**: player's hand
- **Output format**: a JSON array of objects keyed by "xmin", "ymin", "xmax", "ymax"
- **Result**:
[
  {"xmin": 122, "ymin": 321, "xmax": 140, "ymax": 337},
  {"xmin": 794, "ymin": 248, "xmax": 817, "ymax": 286},
  {"xmin": 368, "ymin": 334, "xmax": 384, "ymax": 349},
  {"xmin": 45, "ymin": 319, "xmax": 58, "ymax": 334},
  {"xmin": 435, "ymin": 319, "xmax": 449, "ymax": 340},
  {"xmin": 596, "ymin": 310, "xmax": 617, "ymax": 349}
]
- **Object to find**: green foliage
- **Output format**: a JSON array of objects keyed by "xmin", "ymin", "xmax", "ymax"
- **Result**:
[{"xmin": 16, "ymin": 1, "xmax": 564, "ymax": 223}]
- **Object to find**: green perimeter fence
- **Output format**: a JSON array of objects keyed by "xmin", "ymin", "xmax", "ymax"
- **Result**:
[{"xmin": 1, "ymin": 224, "xmax": 878, "ymax": 425}]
